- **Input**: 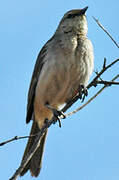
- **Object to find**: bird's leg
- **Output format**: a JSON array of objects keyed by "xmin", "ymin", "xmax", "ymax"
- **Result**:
[
  {"xmin": 78, "ymin": 84, "xmax": 88, "ymax": 102},
  {"xmin": 45, "ymin": 103, "xmax": 66, "ymax": 127},
  {"xmin": 44, "ymin": 118, "xmax": 49, "ymax": 124}
]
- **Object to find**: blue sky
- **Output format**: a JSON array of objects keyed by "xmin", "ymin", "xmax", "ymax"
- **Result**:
[{"xmin": 0, "ymin": 0, "xmax": 119, "ymax": 180}]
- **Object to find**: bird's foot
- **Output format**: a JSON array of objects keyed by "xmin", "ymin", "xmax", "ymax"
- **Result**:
[
  {"xmin": 45, "ymin": 103, "xmax": 66, "ymax": 127},
  {"xmin": 78, "ymin": 85, "xmax": 88, "ymax": 102}
]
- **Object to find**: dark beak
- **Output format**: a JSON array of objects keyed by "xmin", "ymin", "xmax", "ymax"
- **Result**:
[{"xmin": 81, "ymin": 6, "xmax": 88, "ymax": 15}]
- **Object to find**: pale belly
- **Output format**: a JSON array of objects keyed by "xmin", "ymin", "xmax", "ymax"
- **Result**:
[{"xmin": 35, "ymin": 53, "xmax": 92, "ymax": 109}]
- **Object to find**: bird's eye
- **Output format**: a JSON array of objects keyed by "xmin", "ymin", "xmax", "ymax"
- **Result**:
[
  {"xmin": 67, "ymin": 14, "xmax": 74, "ymax": 19},
  {"xmin": 67, "ymin": 13, "xmax": 80, "ymax": 19}
]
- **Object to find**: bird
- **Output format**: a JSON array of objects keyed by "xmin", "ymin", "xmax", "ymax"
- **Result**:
[{"xmin": 20, "ymin": 6, "xmax": 94, "ymax": 177}]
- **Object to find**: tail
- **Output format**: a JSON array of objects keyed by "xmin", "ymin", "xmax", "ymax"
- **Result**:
[{"xmin": 20, "ymin": 121, "xmax": 47, "ymax": 177}]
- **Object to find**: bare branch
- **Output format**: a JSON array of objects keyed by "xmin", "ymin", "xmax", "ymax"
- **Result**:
[
  {"xmin": 95, "ymin": 80, "xmax": 119, "ymax": 86},
  {"xmin": 66, "ymin": 75, "xmax": 119, "ymax": 117},
  {"xmin": 93, "ymin": 16, "xmax": 119, "ymax": 48},
  {"xmin": 87, "ymin": 58, "xmax": 119, "ymax": 89},
  {"xmin": 0, "ymin": 135, "xmax": 37, "ymax": 146}
]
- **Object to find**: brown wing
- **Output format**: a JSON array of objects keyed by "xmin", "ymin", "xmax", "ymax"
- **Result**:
[{"xmin": 26, "ymin": 43, "xmax": 48, "ymax": 123}]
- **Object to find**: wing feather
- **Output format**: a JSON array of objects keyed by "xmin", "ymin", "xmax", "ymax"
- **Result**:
[{"xmin": 26, "ymin": 43, "xmax": 47, "ymax": 123}]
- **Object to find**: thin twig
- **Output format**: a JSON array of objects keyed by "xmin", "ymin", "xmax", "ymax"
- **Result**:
[
  {"xmin": 93, "ymin": 16, "xmax": 119, "ymax": 48},
  {"xmin": 96, "ymin": 80, "xmax": 119, "ymax": 86},
  {"xmin": 103, "ymin": 58, "xmax": 107, "ymax": 69},
  {"xmin": 0, "ymin": 134, "xmax": 38, "ymax": 146},
  {"xmin": 87, "ymin": 58, "xmax": 119, "ymax": 89},
  {"xmin": 66, "ymin": 75, "xmax": 119, "ymax": 117}
]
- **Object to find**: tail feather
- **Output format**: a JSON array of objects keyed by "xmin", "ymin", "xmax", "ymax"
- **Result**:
[{"xmin": 20, "ymin": 121, "xmax": 47, "ymax": 177}]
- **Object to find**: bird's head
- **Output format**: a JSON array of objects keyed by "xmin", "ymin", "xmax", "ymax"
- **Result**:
[{"xmin": 56, "ymin": 6, "xmax": 88, "ymax": 36}]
